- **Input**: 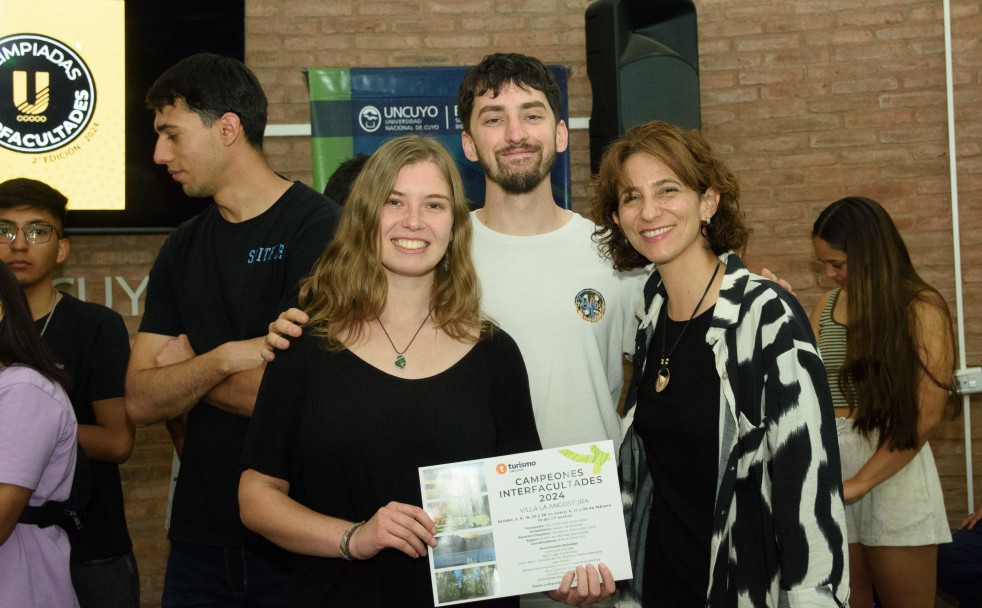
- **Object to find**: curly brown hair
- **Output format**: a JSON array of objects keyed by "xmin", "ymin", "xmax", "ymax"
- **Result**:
[{"xmin": 589, "ymin": 120, "xmax": 750, "ymax": 271}]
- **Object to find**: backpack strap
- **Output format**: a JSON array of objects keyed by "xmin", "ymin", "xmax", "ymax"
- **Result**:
[
  {"xmin": 18, "ymin": 500, "xmax": 84, "ymax": 531},
  {"xmin": 17, "ymin": 441, "xmax": 91, "ymax": 533}
]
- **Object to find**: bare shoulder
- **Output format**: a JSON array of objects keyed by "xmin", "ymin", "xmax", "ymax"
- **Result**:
[
  {"xmin": 910, "ymin": 290, "xmax": 954, "ymax": 370},
  {"xmin": 910, "ymin": 290, "xmax": 951, "ymax": 333},
  {"xmin": 807, "ymin": 288, "xmax": 837, "ymax": 332}
]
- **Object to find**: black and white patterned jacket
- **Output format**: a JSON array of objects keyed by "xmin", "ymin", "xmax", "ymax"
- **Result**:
[{"xmin": 618, "ymin": 252, "xmax": 849, "ymax": 607}]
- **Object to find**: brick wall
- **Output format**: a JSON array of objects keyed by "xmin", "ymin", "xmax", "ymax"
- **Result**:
[{"xmin": 57, "ymin": 1, "xmax": 981, "ymax": 605}]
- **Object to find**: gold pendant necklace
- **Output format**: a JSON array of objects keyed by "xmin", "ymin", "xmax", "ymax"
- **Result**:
[
  {"xmin": 655, "ymin": 262, "xmax": 721, "ymax": 393},
  {"xmin": 377, "ymin": 308, "xmax": 433, "ymax": 369}
]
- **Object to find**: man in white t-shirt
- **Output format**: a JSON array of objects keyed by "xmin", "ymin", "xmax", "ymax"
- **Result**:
[
  {"xmin": 455, "ymin": 53, "xmax": 645, "ymax": 452},
  {"xmin": 456, "ymin": 55, "xmax": 644, "ymax": 608}
]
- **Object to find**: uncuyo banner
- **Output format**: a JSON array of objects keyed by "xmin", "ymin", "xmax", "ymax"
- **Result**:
[{"xmin": 306, "ymin": 65, "xmax": 571, "ymax": 209}]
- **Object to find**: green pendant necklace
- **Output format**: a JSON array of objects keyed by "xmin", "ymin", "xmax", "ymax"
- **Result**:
[{"xmin": 377, "ymin": 309, "xmax": 432, "ymax": 369}]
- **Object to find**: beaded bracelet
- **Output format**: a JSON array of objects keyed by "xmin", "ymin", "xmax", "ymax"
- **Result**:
[{"xmin": 339, "ymin": 520, "xmax": 365, "ymax": 561}]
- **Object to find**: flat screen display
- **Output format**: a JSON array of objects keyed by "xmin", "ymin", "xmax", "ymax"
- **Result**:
[{"xmin": 0, "ymin": 0, "xmax": 245, "ymax": 232}]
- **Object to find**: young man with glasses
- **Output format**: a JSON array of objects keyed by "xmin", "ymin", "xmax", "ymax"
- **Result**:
[{"xmin": 0, "ymin": 177, "xmax": 140, "ymax": 607}]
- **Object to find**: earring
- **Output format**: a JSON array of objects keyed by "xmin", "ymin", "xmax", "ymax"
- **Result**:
[
  {"xmin": 703, "ymin": 217, "xmax": 712, "ymax": 227},
  {"xmin": 443, "ymin": 250, "xmax": 451, "ymax": 272}
]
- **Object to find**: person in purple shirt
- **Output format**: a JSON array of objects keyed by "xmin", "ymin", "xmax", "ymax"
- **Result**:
[{"xmin": 0, "ymin": 260, "xmax": 79, "ymax": 608}]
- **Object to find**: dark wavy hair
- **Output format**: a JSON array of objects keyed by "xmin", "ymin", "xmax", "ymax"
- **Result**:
[
  {"xmin": 0, "ymin": 262, "xmax": 70, "ymax": 388},
  {"xmin": 590, "ymin": 120, "xmax": 750, "ymax": 271},
  {"xmin": 0, "ymin": 178, "xmax": 69, "ymax": 230},
  {"xmin": 324, "ymin": 153, "xmax": 370, "ymax": 205},
  {"xmin": 146, "ymin": 53, "xmax": 268, "ymax": 150},
  {"xmin": 457, "ymin": 53, "xmax": 562, "ymax": 133},
  {"xmin": 813, "ymin": 196, "xmax": 955, "ymax": 449}
]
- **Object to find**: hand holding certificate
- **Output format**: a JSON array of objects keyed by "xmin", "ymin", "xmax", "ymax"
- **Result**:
[
  {"xmin": 346, "ymin": 501, "xmax": 437, "ymax": 560},
  {"xmin": 547, "ymin": 563, "xmax": 616, "ymax": 608},
  {"xmin": 418, "ymin": 440, "xmax": 632, "ymax": 606}
]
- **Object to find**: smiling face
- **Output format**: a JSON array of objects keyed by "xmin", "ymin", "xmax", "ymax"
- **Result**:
[
  {"xmin": 153, "ymin": 100, "xmax": 227, "ymax": 198},
  {"xmin": 813, "ymin": 236, "xmax": 848, "ymax": 289},
  {"xmin": 461, "ymin": 81, "xmax": 568, "ymax": 195},
  {"xmin": 0, "ymin": 206, "xmax": 69, "ymax": 291},
  {"xmin": 612, "ymin": 152, "xmax": 717, "ymax": 271},
  {"xmin": 378, "ymin": 161, "xmax": 454, "ymax": 282}
]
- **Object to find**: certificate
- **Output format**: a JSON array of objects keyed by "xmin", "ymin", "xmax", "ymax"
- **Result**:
[{"xmin": 418, "ymin": 440, "xmax": 632, "ymax": 605}]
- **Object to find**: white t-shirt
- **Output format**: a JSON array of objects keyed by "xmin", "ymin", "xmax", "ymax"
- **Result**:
[{"xmin": 471, "ymin": 211, "xmax": 646, "ymax": 450}]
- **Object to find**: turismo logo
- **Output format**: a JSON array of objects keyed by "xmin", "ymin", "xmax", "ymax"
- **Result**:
[
  {"xmin": 0, "ymin": 33, "xmax": 96, "ymax": 153},
  {"xmin": 495, "ymin": 460, "xmax": 536, "ymax": 474}
]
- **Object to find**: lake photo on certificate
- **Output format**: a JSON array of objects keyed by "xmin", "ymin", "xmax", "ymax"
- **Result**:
[{"xmin": 433, "ymin": 529, "xmax": 496, "ymax": 569}]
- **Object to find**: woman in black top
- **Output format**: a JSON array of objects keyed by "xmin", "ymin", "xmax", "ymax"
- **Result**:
[
  {"xmin": 239, "ymin": 136, "xmax": 613, "ymax": 608},
  {"xmin": 590, "ymin": 121, "xmax": 848, "ymax": 607}
]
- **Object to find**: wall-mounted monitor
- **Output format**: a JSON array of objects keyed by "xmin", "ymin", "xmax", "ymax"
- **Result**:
[{"xmin": 0, "ymin": 0, "xmax": 245, "ymax": 233}]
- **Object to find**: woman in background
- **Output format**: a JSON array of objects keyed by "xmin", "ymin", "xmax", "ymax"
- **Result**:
[
  {"xmin": 239, "ymin": 135, "xmax": 613, "ymax": 608},
  {"xmin": 810, "ymin": 196, "xmax": 954, "ymax": 608},
  {"xmin": 591, "ymin": 120, "xmax": 848, "ymax": 607},
  {"xmin": 0, "ymin": 260, "xmax": 78, "ymax": 608}
]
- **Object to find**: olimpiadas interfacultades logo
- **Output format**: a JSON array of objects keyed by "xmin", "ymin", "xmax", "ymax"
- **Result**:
[{"xmin": 0, "ymin": 33, "xmax": 96, "ymax": 153}]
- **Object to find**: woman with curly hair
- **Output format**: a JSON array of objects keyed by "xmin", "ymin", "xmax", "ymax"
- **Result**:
[{"xmin": 591, "ymin": 120, "xmax": 848, "ymax": 606}]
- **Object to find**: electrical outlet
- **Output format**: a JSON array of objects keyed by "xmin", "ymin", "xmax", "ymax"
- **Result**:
[{"xmin": 954, "ymin": 367, "xmax": 982, "ymax": 395}]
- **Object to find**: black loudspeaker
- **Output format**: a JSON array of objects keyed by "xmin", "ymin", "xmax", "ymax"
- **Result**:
[{"xmin": 585, "ymin": 0, "xmax": 700, "ymax": 173}]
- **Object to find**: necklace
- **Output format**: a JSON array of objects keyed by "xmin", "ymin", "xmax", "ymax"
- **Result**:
[
  {"xmin": 39, "ymin": 290, "xmax": 61, "ymax": 337},
  {"xmin": 377, "ymin": 308, "xmax": 433, "ymax": 369},
  {"xmin": 654, "ymin": 262, "xmax": 721, "ymax": 393}
]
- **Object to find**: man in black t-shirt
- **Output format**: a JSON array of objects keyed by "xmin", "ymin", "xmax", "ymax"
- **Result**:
[
  {"xmin": 125, "ymin": 54, "xmax": 340, "ymax": 607},
  {"xmin": 0, "ymin": 177, "xmax": 139, "ymax": 608}
]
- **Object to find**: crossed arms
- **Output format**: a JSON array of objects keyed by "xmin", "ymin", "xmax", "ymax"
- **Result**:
[{"xmin": 125, "ymin": 332, "xmax": 268, "ymax": 425}]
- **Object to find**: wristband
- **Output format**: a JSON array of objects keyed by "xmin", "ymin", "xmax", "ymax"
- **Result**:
[{"xmin": 339, "ymin": 520, "xmax": 365, "ymax": 561}]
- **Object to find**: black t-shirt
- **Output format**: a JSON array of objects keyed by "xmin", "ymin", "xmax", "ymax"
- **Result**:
[
  {"xmin": 634, "ymin": 306, "xmax": 719, "ymax": 607},
  {"xmin": 37, "ymin": 292, "xmax": 132, "ymax": 561},
  {"xmin": 242, "ymin": 328, "xmax": 541, "ymax": 608},
  {"xmin": 140, "ymin": 181, "xmax": 340, "ymax": 547}
]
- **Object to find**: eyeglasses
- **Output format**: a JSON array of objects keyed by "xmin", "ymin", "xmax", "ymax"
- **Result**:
[{"xmin": 0, "ymin": 222, "xmax": 61, "ymax": 244}]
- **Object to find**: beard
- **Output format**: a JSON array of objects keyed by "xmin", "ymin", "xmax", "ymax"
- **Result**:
[
  {"xmin": 182, "ymin": 183, "xmax": 206, "ymax": 198},
  {"xmin": 481, "ymin": 144, "xmax": 557, "ymax": 195}
]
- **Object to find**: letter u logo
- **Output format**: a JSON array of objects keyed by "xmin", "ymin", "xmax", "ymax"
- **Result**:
[{"xmin": 13, "ymin": 70, "xmax": 50, "ymax": 115}]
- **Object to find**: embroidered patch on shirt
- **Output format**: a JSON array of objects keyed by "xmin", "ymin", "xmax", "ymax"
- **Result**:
[{"xmin": 574, "ymin": 288, "xmax": 605, "ymax": 322}]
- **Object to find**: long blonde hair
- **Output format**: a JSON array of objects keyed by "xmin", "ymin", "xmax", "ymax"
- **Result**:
[{"xmin": 300, "ymin": 136, "xmax": 484, "ymax": 347}]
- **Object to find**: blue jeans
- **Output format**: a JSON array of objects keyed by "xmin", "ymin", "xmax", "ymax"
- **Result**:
[
  {"xmin": 938, "ymin": 524, "xmax": 982, "ymax": 608},
  {"xmin": 71, "ymin": 551, "xmax": 140, "ymax": 608},
  {"xmin": 162, "ymin": 542, "xmax": 292, "ymax": 608}
]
